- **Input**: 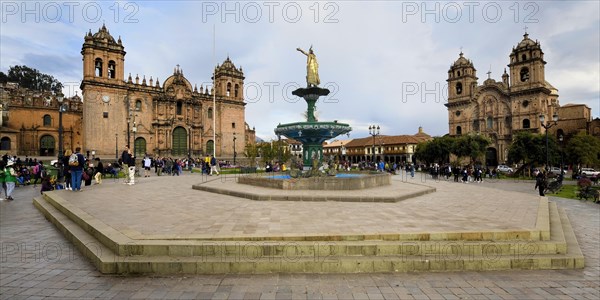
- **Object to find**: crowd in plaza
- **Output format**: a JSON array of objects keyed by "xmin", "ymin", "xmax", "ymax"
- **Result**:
[{"xmin": 0, "ymin": 145, "xmax": 225, "ymax": 201}]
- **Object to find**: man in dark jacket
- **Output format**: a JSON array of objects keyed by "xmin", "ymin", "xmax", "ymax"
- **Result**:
[{"xmin": 121, "ymin": 145, "xmax": 135, "ymax": 185}]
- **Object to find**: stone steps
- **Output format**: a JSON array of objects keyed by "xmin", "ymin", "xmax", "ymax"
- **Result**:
[{"xmin": 33, "ymin": 193, "xmax": 583, "ymax": 274}]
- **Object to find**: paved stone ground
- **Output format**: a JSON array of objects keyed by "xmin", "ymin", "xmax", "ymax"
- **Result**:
[
  {"xmin": 53, "ymin": 175, "xmax": 539, "ymax": 240},
  {"xmin": 1, "ymin": 172, "xmax": 599, "ymax": 299}
]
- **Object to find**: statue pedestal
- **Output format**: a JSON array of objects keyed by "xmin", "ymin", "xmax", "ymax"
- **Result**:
[{"xmin": 275, "ymin": 86, "xmax": 351, "ymax": 170}]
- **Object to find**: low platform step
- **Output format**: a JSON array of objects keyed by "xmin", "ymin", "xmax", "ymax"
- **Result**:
[{"xmin": 33, "ymin": 194, "xmax": 584, "ymax": 275}]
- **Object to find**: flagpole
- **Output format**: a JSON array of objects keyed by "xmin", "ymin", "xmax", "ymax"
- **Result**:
[{"xmin": 212, "ymin": 24, "xmax": 217, "ymax": 158}]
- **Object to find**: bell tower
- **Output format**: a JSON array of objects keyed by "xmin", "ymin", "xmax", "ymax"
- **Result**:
[
  {"xmin": 80, "ymin": 25, "xmax": 127, "ymax": 155},
  {"xmin": 213, "ymin": 56, "xmax": 245, "ymax": 101},
  {"xmin": 81, "ymin": 24, "xmax": 126, "ymax": 83},
  {"xmin": 508, "ymin": 31, "xmax": 546, "ymax": 93},
  {"xmin": 446, "ymin": 51, "xmax": 478, "ymax": 104}
]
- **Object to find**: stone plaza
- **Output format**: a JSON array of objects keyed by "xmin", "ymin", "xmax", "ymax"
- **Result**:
[{"xmin": 1, "ymin": 173, "xmax": 599, "ymax": 299}]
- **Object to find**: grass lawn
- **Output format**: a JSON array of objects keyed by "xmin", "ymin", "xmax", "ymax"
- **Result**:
[
  {"xmin": 547, "ymin": 184, "xmax": 579, "ymax": 200},
  {"xmin": 547, "ymin": 184, "xmax": 600, "ymax": 201}
]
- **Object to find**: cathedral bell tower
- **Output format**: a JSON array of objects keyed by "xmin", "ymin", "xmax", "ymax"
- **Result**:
[
  {"xmin": 446, "ymin": 52, "xmax": 478, "ymax": 103},
  {"xmin": 81, "ymin": 24, "xmax": 126, "ymax": 83},
  {"xmin": 508, "ymin": 32, "xmax": 546, "ymax": 93},
  {"xmin": 80, "ymin": 25, "xmax": 127, "ymax": 155},
  {"xmin": 212, "ymin": 56, "xmax": 245, "ymax": 101}
]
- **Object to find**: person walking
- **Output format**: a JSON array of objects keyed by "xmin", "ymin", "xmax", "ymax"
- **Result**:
[
  {"xmin": 4, "ymin": 160, "xmax": 17, "ymax": 201},
  {"xmin": 143, "ymin": 155, "xmax": 152, "ymax": 177},
  {"xmin": 210, "ymin": 155, "xmax": 219, "ymax": 176},
  {"xmin": 94, "ymin": 158, "xmax": 104, "ymax": 184},
  {"xmin": 0, "ymin": 161, "xmax": 7, "ymax": 200},
  {"xmin": 121, "ymin": 146, "xmax": 136, "ymax": 185},
  {"xmin": 535, "ymin": 170, "xmax": 547, "ymax": 196},
  {"xmin": 69, "ymin": 147, "xmax": 85, "ymax": 192},
  {"xmin": 62, "ymin": 149, "xmax": 73, "ymax": 190}
]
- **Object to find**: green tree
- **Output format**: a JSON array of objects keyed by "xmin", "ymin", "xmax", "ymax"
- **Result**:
[
  {"xmin": 565, "ymin": 132, "xmax": 600, "ymax": 167},
  {"xmin": 451, "ymin": 134, "xmax": 490, "ymax": 164},
  {"xmin": 414, "ymin": 136, "xmax": 454, "ymax": 165},
  {"xmin": 5, "ymin": 65, "xmax": 63, "ymax": 93},
  {"xmin": 507, "ymin": 131, "xmax": 560, "ymax": 167},
  {"xmin": 243, "ymin": 142, "xmax": 259, "ymax": 167}
]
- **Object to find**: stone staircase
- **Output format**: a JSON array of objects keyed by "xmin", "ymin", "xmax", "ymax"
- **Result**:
[{"xmin": 33, "ymin": 193, "xmax": 583, "ymax": 274}]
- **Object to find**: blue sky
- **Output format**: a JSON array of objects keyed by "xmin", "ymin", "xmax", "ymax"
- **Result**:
[{"xmin": 2, "ymin": 1, "xmax": 599, "ymax": 140}]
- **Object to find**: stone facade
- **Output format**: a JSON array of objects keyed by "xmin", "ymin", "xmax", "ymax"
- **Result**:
[
  {"xmin": 80, "ymin": 25, "xmax": 254, "ymax": 157},
  {"xmin": 0, "ymin": 82, "xmax": 83, "ymax": 156},
  {"xmin": 446, "ymin": 32, "xmax": 593, "ymax": 166}
]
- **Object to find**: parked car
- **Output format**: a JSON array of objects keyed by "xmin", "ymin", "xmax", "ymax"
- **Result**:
[
  {"xmin": 549, "ymin": 167, "xmax": 566, "ymax": 175},
  {"xmin": 581, "ymin": 168, "xmax": 600, "ymax": 177},
  {"xmin": 496, "ymin": 164, "xmax": 513, "ymax": 173},
  {"xmin": 50, "ymin": 159, "xmax": 59, "ymax": 167}
]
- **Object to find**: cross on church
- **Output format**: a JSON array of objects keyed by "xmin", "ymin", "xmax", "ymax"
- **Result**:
[
  {"xmin": 487, "ymin": 69, "xmax": 492, "ymax": 79},
  {"xmin": 523, "ymin": 26, "xmax": 528, "ymax": 33},
  {"xmin": 460, "ymin": 46, "xmax": 463, "ymax": 54}
]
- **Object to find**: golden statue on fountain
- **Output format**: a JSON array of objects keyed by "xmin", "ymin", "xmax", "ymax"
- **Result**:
[{"xmin": 297, "ymin": 46, "xmax": 320, "ymax": 87}]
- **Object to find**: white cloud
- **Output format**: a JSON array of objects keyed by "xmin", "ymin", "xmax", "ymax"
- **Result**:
[{"xmin": 1, "ymin": 1, "xmax": 599, "ymax": 140}]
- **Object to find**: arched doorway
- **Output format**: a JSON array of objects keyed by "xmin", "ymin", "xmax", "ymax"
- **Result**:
[
  {"xmin": 172, "ymin": 127, "xmax": 187, "ymax": 156},
  {"xmin": 0, "ymin": 137, "xmax": 11, "ymax": 150},
  {"xmin": 206, "ymin": 140, "xmax": 214, "ymax": 156},
  {"xmin": 40, "ymin": 135, "xmax": 55, "ymax": 156},
  {"xmin": 485, "ymin": 147, "xmax": 498, "ymax": 167},
  {"xmin": 134, "ymin": 137, "xmax": 146, "ymax": 157}
]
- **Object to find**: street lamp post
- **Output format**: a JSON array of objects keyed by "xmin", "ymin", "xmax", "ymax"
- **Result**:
[
  {"xmin": 132, "ymin": 121, "xmax": 137, "ymax": 158},
  {"xmin": 558, "ymin": 134, "xmax": 564, "ymax": 175},
  {"xmin": 368, "ymin": 125, "xmax": 380, "ymax": 164},
  {"xmin": 277, "ymin": 134, "xmax": 282, "ymax": 165},
  {"xmin": 539, "ymin": 113, "xmax": 559, "ymax": 171},
  {"xmin": 57, "ymin": 93, "xmax": 66, "ymax": 181},
  {"xmin": 233, "ymin": 133, "xmax": 237, "ymax": 166},
  {"xmin": 115, "ymin": 134, "xmax": 118, "ymax": 160}
]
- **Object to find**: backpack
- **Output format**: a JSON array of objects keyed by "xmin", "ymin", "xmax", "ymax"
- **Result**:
[{"xmin": 68, "ymin": 153, "xmax": 79, "ymax": 167}]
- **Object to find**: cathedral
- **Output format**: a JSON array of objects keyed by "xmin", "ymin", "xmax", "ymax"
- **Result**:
[
  {"xmin": 1, "ymin": 25, "xmax": 255, "ymax": 158},
  {"xmin": 81, "ymin": 25, "xmax": 255, "ymax": 158},
  {"xmin": 446, "ymin": 32, "xmax": 595, "ymax": 166}
]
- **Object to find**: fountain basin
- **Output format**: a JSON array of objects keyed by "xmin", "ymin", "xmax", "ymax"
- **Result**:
[{"xmin": 238, "ymin": 173, "xmax": 391, "ymax": 190}]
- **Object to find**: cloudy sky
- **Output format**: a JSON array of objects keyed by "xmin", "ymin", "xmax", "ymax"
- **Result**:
[{"xmin": 2, "ymin": 1, "xmax": 599, "ymax": 140}]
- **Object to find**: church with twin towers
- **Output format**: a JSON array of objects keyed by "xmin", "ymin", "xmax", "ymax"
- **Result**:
[
  {"xmin": 445, "ymin": 31, "xmax": 595, "ymax": 166},
  {"xmin": 80, "ymin": 25, "xmax": 255, "ymax": 158}
]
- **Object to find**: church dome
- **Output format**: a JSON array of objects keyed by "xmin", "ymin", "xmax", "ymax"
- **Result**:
[
  {"xmin": 517, "ymin": 32, "xmax": 536, "ymax": 48},
  {"xmin": 451, "ymin": 51, "xmax": 473, "ymax": 68},
  {"xmin": 452, "ymin": 52, "xmax": 473, "ymax": 67},
  {"xmin": 163, "ymin": 65, "xmax": 193, "ymax": 92},
  {"xmin": 92, "ymin": 24, "xmax": 116, "ymax": 44},
  {"xmin": 214, "ymin": 56, "xmax": 245, "ymax": 80}
]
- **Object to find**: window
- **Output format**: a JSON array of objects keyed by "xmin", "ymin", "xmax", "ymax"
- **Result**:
[
  {"xmin": 457, "ymin": 71, "xmax": 461, "ymax": 76},
  {"xmin": 473, "ymin": 120, "xmax": 480, "ymax": 131},
  {"xmin": 207, "ymin": 107, "xmax": 213, "ymax": 119},
  {"xmin": 43, "ymin": 114, "xmax": 52, "ymax": 126},
  {"xmin": 456, "ymin": 126, "xmax": 462, "ymax": 135},
  {"xmin": 232, "ymin": 122, "xmax": 236, "ymax": 129},
  {"xmin": 234, "ymin": 84, "xmax": 239, "ymax": 97},
  {"xmin": 522, "ymin": 119, "xmax": 530, "ymax": 129},
  {"xmin": 94, "ymin": 58, "xmax": 103, "ymax": 77},
  {"xmin": 135, "ymin": 100, "xmax": 142, "ymax": 111},
  {"xmin": 108, "ymin": 60, "xmax": 116, "ymax": 78},
  {"xmin": 176, "ymin": 101, "xmax": 182, "ymax": 115},
  {"xmin": 487, "ymin": 117, "xmax": 493, "ymax": 129},
  {"xmin": 206, "ymin": 140, "xmax": 214, "ymax": 155},
  {"xmin": 456, "ymin": 82, "xmax": 462, "ymax": 95},
  {"xmin": 226, "ymin": 82, "xmax": 231, "ymax": 97},
  {"xmin": 0, "ymin": 137, "xmax": 11, "ymax": 150},
  {"xmin": 520, "ymin": 67, "xmax": 530, "ymax": 82},
  {"xmin": 521, "ymin": 54, "xmax": 527, "ymax": 61}
]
